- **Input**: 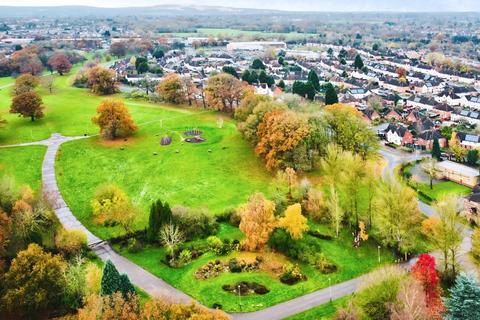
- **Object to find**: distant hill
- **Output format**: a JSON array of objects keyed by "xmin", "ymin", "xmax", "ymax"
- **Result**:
[{"xmin": 0, "ymin": 5, "xmax": 278, "ymax": 18}]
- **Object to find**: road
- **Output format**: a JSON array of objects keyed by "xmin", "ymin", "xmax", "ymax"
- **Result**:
[{"xmin": 380, "ymin": 146, "xmax": 476, "ymax": 274}]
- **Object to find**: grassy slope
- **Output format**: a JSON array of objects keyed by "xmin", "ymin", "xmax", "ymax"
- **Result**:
[
  {"xmin": 0, "ymin": 145, "xmax": 46, "ymax": 191},
  {"xmin": 115, "ymin": 223, "xmax": 394, "ymax": 312},
  {"xmin": 285, "ymin": 296, "xmax": 351, "ymax": 320},
  {"xmin": 55, "ymin": 107, "xmax": 272, "ymax": 239}
]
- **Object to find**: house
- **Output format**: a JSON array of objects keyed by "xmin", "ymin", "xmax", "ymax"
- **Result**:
[
  {"xmin": 406, "ymin": 110, "xmax": 421, "ymax": 123},
  {"xmin": 362, "ymin": 109, "xmax": 380, "ymax": 123},
  {"xmin": 463, "ymin": 189, "xmax": 480, "ymax": 224},
  {"xmin": 451, "ymin": 109, "xmax": 480, "ymax": 125},
  {"xmin": 462, "ymin": 95, "xmax": 480, "ymax": 110},
  {"xmin": 385, "ymin": 123, "xmax": 414, "ymax": 146},
  {"xmin": 415, "ymin": 130, "xmax": 447, "ymax": 150},
  {"xmin": 347, "ymin": 87, "xmax": 371, "ymax": 100},
  {"xmin": 435, "ymin": 160, "xmax": 480, "ymax": 188},
  {"xmin": 385, "ymin": 109, "xmax": 402, "ymax": 121},
  {"xmin": 455, "ymin": 132, "xmax": 480, "ymax": 150},
  {"xmin": 432, "ymin": 103, "xmax": 454, "ymax": 121}
]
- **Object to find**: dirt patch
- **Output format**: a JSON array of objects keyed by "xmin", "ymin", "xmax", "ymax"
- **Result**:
[{"xmin": 96, "ymin": 136, "xmax": 143, "ymax": 148}]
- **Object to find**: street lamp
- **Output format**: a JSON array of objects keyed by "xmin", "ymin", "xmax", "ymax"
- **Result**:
[
  {"xmin": 238, "ymin": 284, "xmax": 242, "ymax": 311},
  {"xmin": 377, "ymin": 245, "xmax": 381, "ymax": 263},
  {"xmin": 328, "ymin": 277, "xmax": 332, "ymax": 302}
]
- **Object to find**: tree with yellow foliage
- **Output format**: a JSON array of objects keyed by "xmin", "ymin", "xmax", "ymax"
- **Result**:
[
  {"xmin": 92, "ymin": 99, "xmax": 137, "ymax": 140},
  {"xmin": 278, "ymin": 203, "xmax": 308, "ymax": 240},
  {"xmin": 238, "ymin": 193, "xmax": 276, "ymax": 251},
  {"xmin": 156, "ymin": 73, "xmax": 185, "ymax": 104}
]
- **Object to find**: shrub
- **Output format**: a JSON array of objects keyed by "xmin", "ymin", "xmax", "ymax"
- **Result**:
[
  {"xmin": 269, "ymin": 229, "xmax": 337, "ymax": 272},
  {"xmin": 179, "ymin": 249, "xmax": 192, "ymax": 264},
  {"xmin": 171, "ymin": 206, "xmax": 218, "ymax": 240},
  {"xmin": 355, "ymin": 266, "xmax": 406, "ymax": 320},
  {"xmin": 127, "ymin": 238, "xmax": 143, "ymax": 253},
  {"xmin": 280, "ymin": 263, "xmax": 306, "ymax": 285},
  {"xmin": 55, "ymin": 229, "xmax": 87, "ymax": 256},
  {"xmin": 207, "ymin": 236, "xmax": 223, "ymax": 253},
  {"xmin": 307, "ymin": 229, "xmax": 333, "ymax": 240},
  {"xmin": 222, "ymin": 281, "xmax": 270, "ymax": 296}
]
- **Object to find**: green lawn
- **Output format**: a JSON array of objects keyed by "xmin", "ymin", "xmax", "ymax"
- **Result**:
[
  {"xmin": 114, "ymin": 223, "xmax": 394, "ymax": 312},
  {"xmin": 285, "ymin": 296, "xmax": 351, "ymax": 320},
  {"xmin": 414, "ymin": 181, "xmax": 471, "ymax": 204},
  {"xmin": 0, "ymin": 145, "xmax": 46, "ymax": 191},
  {"xmin": 55, "ymin": 105, "xmax": 273, "ymax": 239}
]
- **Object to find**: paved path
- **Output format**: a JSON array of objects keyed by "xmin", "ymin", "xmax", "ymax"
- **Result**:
[
  {"xmin": 1, "ymin": 134, "xmax": 193, "ymax": 303},
  {"xmin": 231, "ymin": 277, "xmax": 363, "ymax": 320}
]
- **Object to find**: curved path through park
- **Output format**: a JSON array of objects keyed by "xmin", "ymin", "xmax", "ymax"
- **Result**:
[{"xmin": 1, "ymin": 135, "xmax": 477, "ymax": 320}]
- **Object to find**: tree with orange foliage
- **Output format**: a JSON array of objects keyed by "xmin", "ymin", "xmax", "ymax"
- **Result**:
[
  {"xmin": 92, "ymin": 99, "xmax": 137, "ymax": 139},
  {"xmin": 238, "ymin": 193, "xmax": 276, "ymax": 251},
  {"xmin": 156, "ymin": 73, "xmax": 185, "ymax": 104},
  {"xmin": 277, "ymin": 203, "xmax": 308, "ymax": 240},
  {"xmin": 205, "ymin": 73, "xmax": 246, "ymax": 112},
  {"xmin": 87, "ymin": 66, "xmax": 118, "ymax": 95},
  {"xmin": 396, "ymin": 67, "xmax": 407, "ymax": 80},
  {"xmin": 0, "ymin": 209, "xmax": 11, "ymax": 257},
  {"xmin": 48, "ymin": 53, "xmax": 72, "ymax": 75},
  {"xmin": 255, "ymin": 109, "xmax": 310, "ymax": 171},
  {"xmin": 10, "ymin": 91, "xmax": 44, "ymax": 121},
  {"xmin": 11, "ymin": 46, "xmax": 44, "ymax": 75},
  {"xmin": 411, "ymin": 254, "xmax": 444, "ymax": 319}
]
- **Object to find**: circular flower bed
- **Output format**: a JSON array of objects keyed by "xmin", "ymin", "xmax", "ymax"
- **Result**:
[
  {"xmin": 222, "ymin": 281, "xmax": 270, "ymax": 296},
  {"xmin": 160, "ymin": 136, "xmax": 172, "ymax": 146},
  {"xmin": 185, "ymin": 136, "xmax": 206, "ymax": 143},
  {"xmin": 184, "ymin": 129, "xmax": 203, "ymax": 136}
]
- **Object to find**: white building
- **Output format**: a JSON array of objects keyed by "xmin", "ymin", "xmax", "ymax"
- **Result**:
[{"xmin": 226, "ymin": 41, "xmax": 286, "ymax": 51}]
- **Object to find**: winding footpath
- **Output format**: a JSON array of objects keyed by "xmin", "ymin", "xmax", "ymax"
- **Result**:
[
  {"xmin": 2, "ymin": 134, "xmax": 192, "ymax": 303},
  {"xmin": 1, "ymin": 136, "xmax": 478, "ymax": 320}
]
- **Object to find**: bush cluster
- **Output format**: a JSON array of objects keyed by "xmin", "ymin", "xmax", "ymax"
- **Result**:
[
  {"xmin": 171, "ymin": 206, "xmax": 218, "ymax": 241},
  {"xmin": 269, "ymin": 229, "xmax": 337, "ymax": 273}
]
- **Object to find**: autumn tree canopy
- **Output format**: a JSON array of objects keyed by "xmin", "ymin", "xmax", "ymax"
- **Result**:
[
  {"xmin": 87, "ymin": 66, "xmax": 118, "ymax": 95},
  {"xmin": 205, "ymin": 73, "xmax": 247, "ymax": 112},
  {"xmin": 277, "ymin": 203, "xmax": 308, "ymax": 239},
  {"xmin": 10, "ymin": 91, "xmax": 44, "ymax": 121},
  {"xmin": 255, "ymin": 109, "xmax": 310, "ymax": 171},
  {"xmin": 91, "ymin": 99, "xmax": 137, "ymax": 139},
  {"xmin": 156, "ymin": 73, "xmax": 190, "ymax": 104},
  {"xmin": 238, "ymin": 193, "xmax": 276, "ymax": 251},
  {"xmin": 11, "ymin": 46, "xmax": 44, "ymax": 75},
  {"xmin": 2, "ymin": 243, "xmax": 67, "ymax": 316},
  {"xmin": 48, "ymin": 53, "xmax": 72, "ymax": 75},
  {"xmin": 12, "ymin": 73, "xmax": 39, "ymax": 96}
]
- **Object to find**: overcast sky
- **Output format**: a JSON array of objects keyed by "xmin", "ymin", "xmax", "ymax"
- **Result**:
[{"xmin": 0, "ymin": 0, "xmax": 479, "ymax": 12}]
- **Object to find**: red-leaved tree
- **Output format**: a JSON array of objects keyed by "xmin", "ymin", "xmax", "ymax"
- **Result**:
[{"xmin": 411, "ymin": 254, "xmax": 444, "ymax": 319}]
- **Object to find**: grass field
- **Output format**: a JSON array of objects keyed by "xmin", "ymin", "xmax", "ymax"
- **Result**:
[
  {"xmin": 0, "ymin": 145, "xmax": 46, "ymax": 191},
  {"xmin": 160, "ymin": 28, "xmax": 317, "ymax": 40},
  {"xmin": 1, "ymin": 69, "xmax": 272, "ymax": 239},
  {"xmin": 56, "ymin": 108, "xmax": 273, "ymax": 238},
  {"xmin": 415, "ymin": 181, "xmax": 471, "ymax": 203},
  {"xmin": 114, "ymin": 223, "xmax": 394, "ymax": 312}
]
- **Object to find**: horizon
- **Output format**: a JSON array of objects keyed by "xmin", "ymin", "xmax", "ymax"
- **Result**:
[{"xmin": 0, "ymin": 0, "xmax": 479, "ymax": 12}]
